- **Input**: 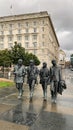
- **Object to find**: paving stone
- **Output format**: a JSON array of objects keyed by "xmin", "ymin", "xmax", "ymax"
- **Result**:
[
  {"xmin": 30, "ymin": 111, "xmax": 73, "ymax": 130},
  {"xmin": 0, "ymin": 104, "xmax": 13, "ymax": 114},
  {"xmin": 0, "ymin": 120, "xmax": 28, "ymax": 130}
]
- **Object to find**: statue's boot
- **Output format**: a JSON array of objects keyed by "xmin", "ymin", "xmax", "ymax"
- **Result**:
[
  {"xmin": 30, "ymin": 91, "xmax": 33, "ymax": 101},
  {"xmin": 44, "ymin": 91, "xmax": 47, "ymax": 101},
  {"xmin": 54, "ymin": 95, "xmax": 57, "ymax": 103},
  {"xmin": 18, "ymin": 89, "xmax": 23, "ymax": 99}
]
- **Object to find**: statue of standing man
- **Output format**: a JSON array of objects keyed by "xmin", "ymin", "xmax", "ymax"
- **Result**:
[
  {"xmin": 50, "ymin": 60, "xmax": 62, "ymax": 103},
  {"xmin": 13, "ymin": 59, "xmax": 26, "ymax": 99},
  {"xmin": 27, "ymin": 60, "xmax": 39, "ymax": 101},
  {"xmin": 39, "ymin": 62, "xmax": 50, "ymax": 101}
]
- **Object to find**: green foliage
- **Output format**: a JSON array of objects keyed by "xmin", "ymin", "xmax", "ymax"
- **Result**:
[
  {"xmin": 0, "ymin": 49, "xmax": 11, "ymax": 67},
  {"xmin": 10, "ymin": 42, "xmax": 26, "ymax": 64},
  {"xmin": 24, "ymin": 52, "xmax": 40, "ymax": 66},
  {"xmin": 0, "ymin": 42, "xmax": 40, "ymax": 67},
  {"xmin": 10, "ymin": 42, "xmax": 40, "ymax": 65}
]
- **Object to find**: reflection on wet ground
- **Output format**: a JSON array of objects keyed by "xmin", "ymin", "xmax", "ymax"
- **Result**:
[
  {"xmin": 30, "ymin": 111, "xmax": 73, "ymax": 130},
  {"xmin": 0, "ymin": 69, "xmax": 73, "ymax": 130},
  {"xmin": 0, "ymin": 98, "xmax": 48, "ymax": 127},
  {"xmin": 0, "ymin": 103, "xmax": 37, "ymax": 126}
]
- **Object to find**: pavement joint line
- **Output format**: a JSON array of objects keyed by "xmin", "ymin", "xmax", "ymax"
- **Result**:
[
  {"xmin": 0, "ymin": 93, "xmax": 17, "ymax": 100},
  {"xmin": 0, "ymin": 102, "xmax": 16, "ymax": 106}
]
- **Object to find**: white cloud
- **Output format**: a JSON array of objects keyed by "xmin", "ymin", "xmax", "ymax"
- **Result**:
[
  {"xmin": 57, "ymin": 31, "xmax": 71, "ymax": 39},
  {"xmin": 0, "ymin": 0, "xmax": 73, "ymax": 60}
]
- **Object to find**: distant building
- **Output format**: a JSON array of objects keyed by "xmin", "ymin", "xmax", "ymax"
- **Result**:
[
  {"xmin": 0, "ymin": 11, "xmax": 59, "ymax": 67},
  {"xmin": 59, "ymin": 49, "xmax": 66, "ymax": 68}
]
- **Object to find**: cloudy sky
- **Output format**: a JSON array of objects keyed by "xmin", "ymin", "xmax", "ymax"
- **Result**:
[{"xmin": 0, "ymin": 0, "xmax": 73, "ymax": 60}]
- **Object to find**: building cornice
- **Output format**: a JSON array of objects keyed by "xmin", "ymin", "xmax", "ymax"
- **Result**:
[{"xmin": 0, "ymin": 11, "xmax": 59, "ymax": 47}]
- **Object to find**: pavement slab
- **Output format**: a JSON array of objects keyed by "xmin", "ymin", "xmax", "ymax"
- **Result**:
[
  {"xmin": 0, "ymin": 104, "xmax": 13, "ymax": 114},
  {"xmin": 30, "ymin": 111, "xmax": 73, "ymax": 130},
  {"xmin": 0, "ymin": 120, "xmax": 28, "ymax": 130}
]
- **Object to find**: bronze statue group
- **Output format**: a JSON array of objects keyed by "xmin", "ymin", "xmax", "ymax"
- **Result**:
[{"xmin": 13, "ymin": 59, "xmax": 66, "ymax": 103}]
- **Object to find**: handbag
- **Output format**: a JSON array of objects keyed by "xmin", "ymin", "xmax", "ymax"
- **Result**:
[
  {"xmin": 57, "ymin": 80, "xmax": 67, "ymax": 95},
  {"xmin": 59, "ymin": 80, "xmax": 67, "ymax": 89}
]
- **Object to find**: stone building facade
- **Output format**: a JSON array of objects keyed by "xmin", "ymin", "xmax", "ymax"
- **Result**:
[
  {"xmin": 0, "ymin": 11, "xmax": 59, "ymax": 67},
  {"xmin": 59, "ymin": 49, "xmax": 66, "ymax": 68}
]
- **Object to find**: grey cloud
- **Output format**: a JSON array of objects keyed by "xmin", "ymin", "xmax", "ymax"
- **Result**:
[
  {"xmin": 0, "ymin": 0, "xmax": 73, "ymax": 59},
  {"xmin": 57, "ymin": 31, "xmax": 73, "ymax": 51}
]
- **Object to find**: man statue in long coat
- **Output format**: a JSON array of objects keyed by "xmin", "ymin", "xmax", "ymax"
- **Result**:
[
  {"xmin": 13, "ymin": 59, "xmax": 26, "ymax": 99},
  {"xmin": 50, "ymin": 59, "xmax": 62, "ymax": 103},
  {"xmin": 27, "ymin": 60, "xmax": 38, "ymax": 101},
  {"xmin": 39, "ymin": 62, "xmax": 50, "ymax": 101}
]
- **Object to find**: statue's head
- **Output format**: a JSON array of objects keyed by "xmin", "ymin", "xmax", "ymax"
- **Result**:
[
  {"xmin": 43, "ymin": 62, "xmax": 47, "ymax": 68},
  {"xmin": 18, "ymin": 59, "xmax": 23, "ymax": 65},
  {"xmin": 29, "ymin": 60, "xmax": 34, "ymax": 66},
  {"xmin": 52, "ymin": 59, "xmax": 56, "ymax": 66}
]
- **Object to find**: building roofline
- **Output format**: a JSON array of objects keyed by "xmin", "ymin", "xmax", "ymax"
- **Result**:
[
  {"xmin": 0, "ymin": 11, "xmax": 48, "ymax": 19},
  {"xmin": 0, "ymin": 11, "xmax": 59, "ymax": 47}
]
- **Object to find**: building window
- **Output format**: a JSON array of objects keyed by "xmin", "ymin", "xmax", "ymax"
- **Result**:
[
  {"xmin": 0, "ymin": 37, "xmax": 4, "ymax": 42},
  {"xmin": 33, "ymin": 28, "xmax": 37, "ymax": 33},
  {"xmin": 9, "ymin": 30, "xmax": 12, "ymax": 35},
  {"xmin": 26, "ymin": 28, "xmax": 29, "ymax": 33},
  {"xmin": 33, "ymin": 42, "xmax": 37, "ymax": 47},
  {"xmin": 1, "ymin": 31, "xmax": 4, "ymax": 35},
  {"xmin": 8, "ymin": 37, "xmax": 12, "ymax": 42},
  {"xmin": 0, "ymin": 43, "xmax": 4, "ymax": 49},
  {"xmin": 42, "ymin": 49, "xmax": 44, "ymax": 53},
  {"xmin": 33, "ymin": 35, "xmax": 37, "ymax": 40},
  {"xmin": 9, "ymin": 24, "xmax": 12, "ymax": 28},
  {"xmin": 42, "ymin": 34, "xmax": 44, "ymax": 38},
  {"xmin": 25, "ymin": 35, "xmax": 29, "ymax": 40},
  {"xmin": 25, "ymin": 42, "xmax": 29, "ymax": 48},
  {"xmin": 18, "ymin": 43, "xmax": 21, "ymax": 46},
  {"xmin": 42, "ymin": 27, "xmax": 44, "ymax": 31},
  {"xmin": 1, "ymin": 24, "xmax": 3, "ymax": 29},
  {"xmin": 25, "ymin": 22, "xmax": 28, "ymax": 27},
  {"xmin": 49, "ymin": 34, "xmax": 53, "ymax": 42},
  {"xmin": 18, "ymin": 23, "xmax": 21, "ymax": 28},
  {"xmin": 42, "ymin": 20, "xmax": 44, "ymax": 24},
  {"xmin": 42, "ymin": 42, "xmax": 44, "ymax": 46},
  {"xmin": 8, "ymin": 43, "xmax": 13, "ymax": 48},
  {"xmin": 33, "ymin": 49, "xmax": 37, "ymax": 55},
  {"xmin": 33, "ymin": 21, "xmax": 36, "ymax": 26},
  {"xmin": 18, "ymin": 29, "xmax": 21, "ymax": 34},
  {"xmin": 17, "ymin": 36, "xmax": 22, "ymax": 41}
]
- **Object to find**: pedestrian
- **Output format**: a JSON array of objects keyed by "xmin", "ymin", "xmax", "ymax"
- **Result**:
[
  {"xmin": 39, "ymin": 62, "xmax": 50, "ymax": 101},
  {"xmin": 50, "ymin": 59, "xmax": 62, "ymax": 103},
  {"xmin": 13, "ymin": 59, "xmax": 26, "ymax": 99},
  {"xmin": 27, "ymin": 60, "xmax": 39, "ymax": 101}
]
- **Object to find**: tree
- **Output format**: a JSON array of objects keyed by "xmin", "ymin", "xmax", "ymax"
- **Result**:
[
  {"xmin": 10, "ymin": 42, "xmax": 26, "ymax": 64},
  {"xmin": 0, "ymin": 49, "xmax": 11, "ymax": 67},
  {"xmin": 0, "ymin": 42, "xmax": 40, "ymax": 67},
  {"xmin": 10, "ymin": 42, "xmax": 40, "ymax": 66},
  {"xmin": 24, "ymin": 52, "xmax": 40, "ymax": 66}
]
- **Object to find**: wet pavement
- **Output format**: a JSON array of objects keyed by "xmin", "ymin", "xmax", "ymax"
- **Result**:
[{"xmin": 0, "ymin": 69, "xmax": 73, "ymax": 130}]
